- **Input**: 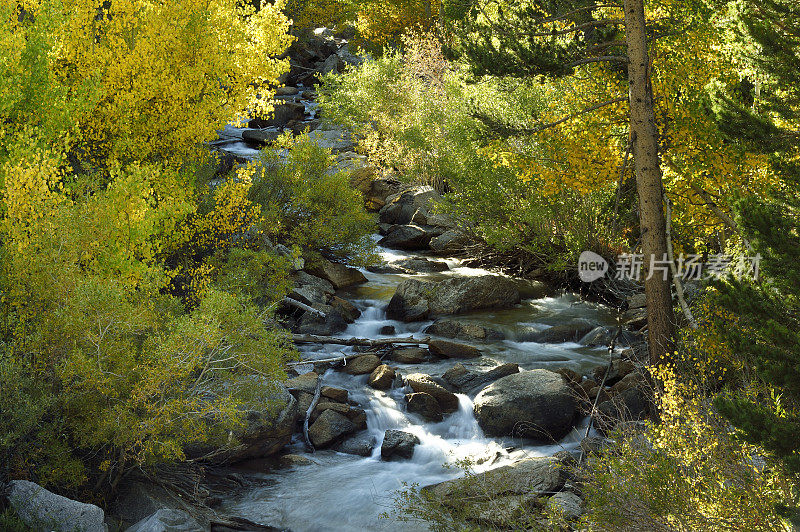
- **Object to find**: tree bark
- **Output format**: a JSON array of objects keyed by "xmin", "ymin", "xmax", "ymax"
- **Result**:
[{"xmin": 624, "ymin": 0, "xmax": 676, "ymax": 365}]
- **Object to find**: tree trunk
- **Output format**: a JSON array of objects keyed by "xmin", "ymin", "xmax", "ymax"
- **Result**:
[{"xmin": 624, "ymin": 0, "xmax": 676, "ymax": 365}]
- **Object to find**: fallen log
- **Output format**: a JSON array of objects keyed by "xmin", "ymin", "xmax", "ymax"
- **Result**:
[
  {"xmin": 282, "ymin": 297, "xmax": 326, "ymax": 317},
  {"xmin": 303, "ymin": 377, "xmax": 323, "ymax": 452},
  {"xmin": 291, "ymin": 334, "xmax": 432, "ymax": 346}
]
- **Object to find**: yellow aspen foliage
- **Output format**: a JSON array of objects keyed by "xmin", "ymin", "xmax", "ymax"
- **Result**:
[{"xmin": 355, "ymin": 0, "xmax": 440, "ymax": 47}]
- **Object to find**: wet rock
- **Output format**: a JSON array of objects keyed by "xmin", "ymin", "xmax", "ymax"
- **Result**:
[
  {"xmin": 321, "ymin": 386, "xmax": 348, "ymax": 403},
  {"xmin": 473, "ymin": 370, "xmax": 578, "ymax": 442},
  {"xmin": 295, "ymin": 304, "xmax": 348, "ymax": 336},
  {"xmin": 308, "ymin": 409, "xmax": 356, "ymax": 448},
  {"xmin": 329, "ymin": 296, "xmax": 361, "ymax": 323},
  {"xmin": 381, "ymin": 430, "xmax": 420, "ymax": 460},
  {"xmin": 347, "ymin": 407, "xmax": 368, "ymax": 430},
  {"xmin": 429, "ymin": 229, "xmax": 472, "ymax": 252},
  {"xmin": 428, "ymin": 339, "xmax": 481, "ymax": 359},
  {"xmin": 307, "ymin": 259, "xmax": 367, "ymax": 289},
  {"xmin": 7, "ymin": 480, "xmax": 106, "ymax": 532},
  {"xmin": 405, "ymin": 373, "xmax": 459, "ymax": 413},
  {"xmin": 126, "ymin": 508, "xmax": 203, "ymax": 532},
  {"xmin": 547, "ymin": 491, "xmax": 584, "ymax": 521},
  {"xmin": 367, "ymin": 263, "xmax": 407, "ymax": 274},
  {"xmin": 368, "ymin": 364, "xmax": 396, "ymax": 390},
  {"xmin": 442, "ymin": 363, "xmax": 520, "ymax": 395},
  {"xmin": 396, "ymin": 258, "xmax": 450, "ymax": 273},
  {"xmin": 579, "ymin": 326, "xmax": 644, "ymax": 347},
  {"xmin": 378, "ymin": 224, "xmax": 434, "ymax": 250},
  {"xmin": 555, "ymin": 367, "xmax": 582, "ymax": 386},
  {"xmin": 424, "ymin": 319, "xmax": 504, "ymax": 342},
  {"xmin": 335, "ymin": 435, "xmax": 375, "ymax": 457},
  {"xmin": 379, "ymin": 325, "xmax": 396, "ymax": 335},
  {"xmin": 391, "ymin": 347, "xmax": 429, "ymax": 364},
  {"xmin": 424, "ymin": 456, "xmax": 566, "ymax": 500},
  {"xmin": 523, "ymin": 318, "xmax": 598, "ymax": 343},
  {"xmin": 286, "ymin": 371, "xmax": 319, "ymax": 395},
  {"xmin": 242, "ymin": 128, "xmax": 281, "ymax": 145},
  {"xmin": 378, "ymin": 186, "xmax": 441, "ymax": 225},
  {"xmin": 310, "ymin": 401, "xmax": 351, "ymax": 422},
  {"xmin": 341, "ymin": 354, "xmax": 381, "ymax": 375},
  {"xmin": 386, "ymin": 275, "xmax": 521, "ymax": 322},
  {"xmin": 406, "ymin": 392, "xmax": 443, "ymax": 422}
]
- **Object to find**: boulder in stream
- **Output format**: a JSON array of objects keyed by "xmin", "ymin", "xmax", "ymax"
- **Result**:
[
  {"xmin": 390, "ymin": 347, "xmax": 429, "ymax": 364},
  {"xmin": 340, "ymin": 354, "xmax": 381, "ymax": 375},
  {"xmin": 378, "ymin": 186, "xmax": 441, "ymax": 225},
  {"xmin": 424, "ymin": 319, "xmax": 504, "ymax": 341},
  {"xmin": 405, "ymin": 373, "xmax": 459, "ymax": 413},
  {"xmin": 386, "ymin": 275, "xmax": 521, "ymax": 322},
  {"xmin": 406, "ymin": 392, "xmax": 443, "ymax": 422},
  {"xmin": 521, "ymin": 318, "xmax": 598, "ymax": 343},
  {"xmin": 295, "ymin": 304, "xmax": 348, "ymax": 336},
  {"xmin": 286, "ymin": 371, "xmax": 319, "ymax": 395},
  {"xmin": 429, "ymin": 229, "xmax": 472, "ymax": 252},
  {"xmin": 126, "ymin": 508, "xmax": 204, "ymax": 532},
  {"xmin": 368, "ymin": 364, "xmax": 396, "ymax": 390},
  {"xmin": 442, "ymin": 363, "xmax": 520, "ymax": 395},
  {"xmin": 6, "ymin": 480, "xmax": 106, "ymax": 532},
  {"xmin": 428, "ymin": 339, "xmax": 481, "ymax": 359},
  {"xmin": 335, "ymin": 435, "xmax": 375, "ymax": 457},
  {"xmin": 395, "ymin": 258, "xmax": 450, "ymax": 273},
  {"xmin": 378, "ymin": 224, "xmax": 435, "ymax": 250},
  {"xmin": 473, "ymin": 370, "xmax": 578, "ymax": 442},
  {"xmin": 308, "ymin": 409, "xmax": 356, "ymax": 449},
  {"xmin": 307, "ymin": 259, "xmax": 367, "ymax": 289},
  {"xmin": 381, "ymin": 430, "xmax": 421, "ymax": 460}
]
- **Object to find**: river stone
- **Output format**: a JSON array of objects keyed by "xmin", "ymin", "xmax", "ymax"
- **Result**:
[
  {"xmin": 347, "ymin": 407, "xmax": 368, "ymax": 430},
  {"xmin": 428, "ymin": 339, "xmax": 481, "ymax": 359},
  {"xmin": 424, "ymin": 319, "xmax": 504, "ymax": 342},
  {"xmin": 295, "ymin": 304, "xmax": 348, "ymax": 336},
  {"xmin": 368, "ymin": 364, "xmax": 396, "ymax": 390},
  {"xmin": 405, "ymin": 373, "xmax": 459, "ymax": 413},
  {"xmin": 292, "ymin": 271, "xmax": 335, "ymax": 296},
  {"xmin": 379, "ymin": 186, "xmax": 441, "ymax": 225},
  {"xmin": 473, "ymin": 370, "xmax": 578, "ymax": 442},
  {"xmin": 386, "ymin": 276, "xmax": 521, "ymax": 322},
  {"xmin": 248, "ymin": 101, "xmax": 305, "ymax": 129},
  {"xmin": 391, "ymin": 347, "xmax": 429, "ymax": 364},
  {"xmin": 547, "ymin": 491, "xmax": 584, "ymax": 521},
  {"xmin": 429, "ymin": 229, "xmax": 471, "ymax": 252},
  {"xmin": 310, "ymin": 401, "xmax": 351, "ymax": 422},
  {"xmin": 126, "ymin": 508, "xmax": 203, "ymax": 532},
  {"xmin": 381, "ymin": 430, "xmax": 421, "ymax": 460},
  {"xmin": 395, "ymin": 258, "xmax": 450, "ymax": 273},
  {"xmin": 241, "ymin": 128, "xmax": 281, "ymax": 146},
  {"xmin": 321, "ymin": 386, "xmax": 348, "ymax": 403},
  {"xmin": 423, "ymin": 456, "xmax": 566, "ymax": 500},
  {"xmin": 341, "ymin": 354, "xmax": 381, "ymax": 375},
  {"xmin": 379, "ymin": 325, "xmax": 396, "ymax": 335},
  {"xmin": 406, "ymin": 392, "xmax": 443, "ymax": 422},
  {"xmin": 7, "ymin": 480, "xmax": 106, "ymax": 532},
  {"xmin": 594, "ymin": 388, "xmax": 649, "ymax": 434},
  {"xmin": 308, "ymin": 409, "xmax": 356, "ymax": 448},
  {"xmin": 591, "ymin": 359, "xmax": 636, "ymax": 386},
  {"xmin": 330, "ymin": 296, "xmax": 361, "ymax": 323},
  {"xmin": 307, "ymin": 260, "xmax": 367, "ymax": 289},
  {"xmin": 335, "ymin": 435, "xmax": 375, "ymax": 456},
  {"xmin": 522, "ymin": 318, "xmax": 598, "ymax": 343},
  {"xmin": 289, "ymin": 284, "xmax": 327, "ymax": 306},
  {"xmin": 442, "ymin": 363, "xmax": 520, "ymax": 395},
  {"xmin": 378, "ymin": 224, "xmax": 434, "ymax": 250},
  {"xmin": 286, "ymin": 371, "xmax": 319, "ymax": 395}
]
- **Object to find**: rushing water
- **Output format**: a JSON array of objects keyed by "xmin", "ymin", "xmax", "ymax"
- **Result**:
[{"xmin": 218, "ymin": 241, "xmax": 612, "ymax": 531}]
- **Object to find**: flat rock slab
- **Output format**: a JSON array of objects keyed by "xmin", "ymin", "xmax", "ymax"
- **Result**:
[
  {"xmin": 428, "ymin": 339, "xmax": 481, "ymax": 359},
  {"xmin": 7, "ymin": 480, "xmax": 106, "ymax": 532}
]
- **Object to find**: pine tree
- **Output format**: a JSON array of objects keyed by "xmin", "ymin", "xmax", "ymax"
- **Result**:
[{"xmin": 444, "ymin": 0, "xmax": 677, "ymax": 364}]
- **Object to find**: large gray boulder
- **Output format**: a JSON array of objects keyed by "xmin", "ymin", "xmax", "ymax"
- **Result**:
[
  {"xmin": 295, "ymin": 304, "xmax": 348, "ymax": 336},
  {"xmin": 442, "ymin": 363, "xmax": 520, "ymax": 395},
  {"xmin": 378, "ymin": 186, "xmax": 441, "ymax": 225},
  {"xmin": 380, "ymin": 430, "xmax": 420, "ymax": 460},
  {"xmin": 7, "ymin": 480, "xmax": 106, "ymax": 532},
  {"xmin": 423, "ymin": 456, "xmax": 566, "ymax": 501},
  {"xmin": 427, "ymin": 339, "xmax": 481, "ymax": 359},
  {"xmin": 386, "ymin": 276, "xmax": 521, "ymax": 322},
  {"xmin": 429, "ymin": 229, "xmax": 472, "ymax": 252},
  {"xmin": 406, "ymin": 392, "xmax": 443, "ymax": 422},
  {"xmin": 473, "ymin": 370, "xmax": 578, "ymax": 442},
  {"xmin": 186, "ymin": 386, "xmax": 298, "ymax": 463},
  {"xmin": 125, "ymin": 509, "xmax": 203, "ymax": 532},
  {"xmin": 307, "ymin": 260, "xmax": 367, "ymax": 289},
  {"xmin": 424, "ymin": 319, "xmax": 504, "ymax": 342},
  {"xmin": 340, "ymin": 354, "xmax": 381, "ymax": 375},
  {"xmin": 378, "ymin": 225, "xmax": 435, "ymax": 250},
  {"xmin": 405, "ymin": 373, "xmax": 459, "ymax": 413},
  {"xmin": 308, "ymin": 409, "xmax": 357, "ymax": 448}
]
